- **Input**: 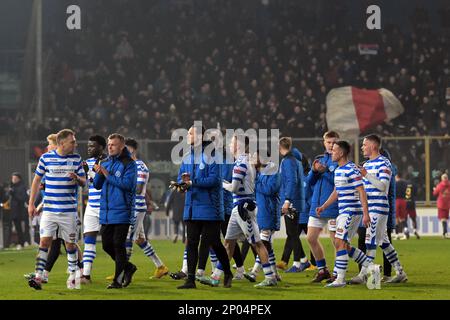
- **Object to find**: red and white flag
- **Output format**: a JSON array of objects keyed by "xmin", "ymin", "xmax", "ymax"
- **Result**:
[{"xmin": 326, "ymin": 86, "xmax": 404, "ymax": 139}]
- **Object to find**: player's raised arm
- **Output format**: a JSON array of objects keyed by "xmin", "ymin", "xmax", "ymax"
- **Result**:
[{"xmin": 359, "ymin": 165, "xmax": 390, "ymax": 193}]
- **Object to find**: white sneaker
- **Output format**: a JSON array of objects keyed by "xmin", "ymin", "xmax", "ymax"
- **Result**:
[
  {"xmin": 24, "ymin": 241, "xmax": 30, "ymax": 247},
  {"xmin": 399, "ymin": 235, "xmax": 407, "ymax": 240},
  {"xmin": 16, "ymin": 244, "xmax": 22, "ymax": 250},
  {"xmin": 325, "ymin": 280, "xmax": 346, "ymax": 288},
  {"xmin": 386, "ymin": 271, "xmax": 408, "ymax": 283},
  {"xmin": 42, "ymin": 270, "xmax": 49, "ymax": 283},
  {"xmin": 67, "ymin": 276, "xmax": 76, "ymax": 290},
  {"xmin": 233, "ymin": 272, "xmax": 245, "ymax": 280},
  {"xmin": 366, "ymin": 264, "xmax": 381, "ymax": 290},
  {"xmin": 75, "ymin": 269, "xmax": 81, "ymax": 289},
  {"xmin": 67, "ymin": 270, "xmax": 81, "ymax": 290},
  {"xmin": 348, "ymin": 273, "xmax": 367, "ymax": 285}
]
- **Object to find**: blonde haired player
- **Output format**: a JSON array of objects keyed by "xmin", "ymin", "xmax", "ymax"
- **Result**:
[{"xmin": 27, "ymin": 129, "xmax": 86, "ymax": 290}]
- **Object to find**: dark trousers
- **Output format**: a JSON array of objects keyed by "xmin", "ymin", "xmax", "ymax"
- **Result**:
[
  {"xmin": 197, "ymin": 215, "xmax": 244, "ymax": 270},
  {"xmin": 186, "ymin": 220, "xmax": 231, "ymax": 281},
  {"xmin": 173, "ymin": 219, "xmax": 186, "ymax": 242},
  {"xmin": 281, "ymin": 216, "xmax": 305, "ymax": 263},
  {"xmin": 101, "ymin": 224, "xmax": 133, "ymax": 282},
  {"xmin": 12, "ymin": 217, "xmax": 30, "ymax": 246},
  {"xmin": 357, "ymin": 227, "xmax": 393, "ymax": 277},
  {"xmin": 240, "ymin": 239, "xmax": 257, "ymax": 263},
  {"xmin": 384, "ymin": 229, "xmax": 393, "ymax": 276},
  {"xmin": 46, "ymin": 238, "xmax": 65, "ymax": 272}
]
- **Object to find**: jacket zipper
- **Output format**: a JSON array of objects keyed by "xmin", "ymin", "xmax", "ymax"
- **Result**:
[
  {"xmin": 316, "ymin": 154, "xmax": 326, "ymax": 212},
  {"xmin": 189, "ymin": 153, "xmax": 194, "ymax": 220},
  {"xmin": 105, "ymin": 158, "xmax": 113, "ymax": 224}
]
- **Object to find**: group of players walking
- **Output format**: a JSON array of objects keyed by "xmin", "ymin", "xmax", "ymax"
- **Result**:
[{"xmin": 25, "ymin": 126, "xmax": 407, "ymax": 290}]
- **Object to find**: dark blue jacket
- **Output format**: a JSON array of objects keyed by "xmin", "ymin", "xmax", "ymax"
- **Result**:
[
  {"xmin": 300, "ymin": 182, "xmax": 313, "ymax": 224},
  {"xmin": 292, "ymin": 148, "xmax": 303, "ymax": 164},
  {"xmin": 255, "ymin": 163, "xmax": 281, "ymax": 231},
  {"xmin": 222, "ymin": 162, "xmax": 234, "ymax": 216},
  {"xmin": 279, "ymin": 152, "xmax": 305, "ymax": 218},
  {"xmin": 306, "ymin": 152, "xmax": 339, "ymax": 219},
  {"xmin": 178, "ymin": 144, "xmax": 224, "ymax": 221},
  {"xmin": 292, "ymin": 148, "xmax": 310, "ymax": 224},
  {"xmin": 94, "ymin": 147, "xmax": 137, "ymax": 225}
]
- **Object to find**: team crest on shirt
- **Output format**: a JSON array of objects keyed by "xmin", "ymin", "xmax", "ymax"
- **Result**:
[
  {"xmin": 115, "ymin": 171, "xmax": 122, "ymax": 177},
  {"xmin": 199, "ymin": 162, "xmax": 205, "ymax": 170},
  {"xmin": 67, "ymin": 160, "xmax": 73, "ymax": 167},
  {"xmin": 329, "ymin": 165, "xmax": 335, "ymax": 172}
]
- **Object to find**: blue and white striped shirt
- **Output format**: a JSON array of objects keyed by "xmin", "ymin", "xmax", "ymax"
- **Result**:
[
  {"xmin": 363, "ymin": 155, "xmax": 391, "ymax": 215},
  {"xmin": 35, "ymin": 150, "xmax": 85, "ymax": 214},
  {"xmin": 135, "ymin": 159, "xmax": 149, "ymax": 213},
  {"xmin": 334, "ymin": 161, "xmax": 364, "ymax": 215},
  {"xmin": 232, "ymin": 154, "xmax": 255, "ymax": 206},
  {"xmin": 86, "ymin": 157, "xmax": 102, "ymax": 209}
]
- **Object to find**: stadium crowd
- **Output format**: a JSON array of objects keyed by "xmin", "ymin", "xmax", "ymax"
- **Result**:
[{"xmin": 3, "ymin": 1, "xmax": 450, "ymax": 199}]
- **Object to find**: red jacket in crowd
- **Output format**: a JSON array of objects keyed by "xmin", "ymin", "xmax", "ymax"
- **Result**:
[{"xmin": 433, "ymin": 180, "xmax": 450, "ymax": 210}]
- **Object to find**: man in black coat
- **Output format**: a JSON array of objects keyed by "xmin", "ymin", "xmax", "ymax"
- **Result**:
[{"xmin": 9, "ymin": 172, "xmax": 30, "ymax": 249}]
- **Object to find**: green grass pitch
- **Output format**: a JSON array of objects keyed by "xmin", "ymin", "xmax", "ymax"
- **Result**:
[{"xmin": 1, "ymin": 237, "xmax": 449, "ymax": 300}]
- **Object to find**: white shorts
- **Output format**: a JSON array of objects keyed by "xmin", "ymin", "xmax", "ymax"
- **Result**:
[
  {"xmin": 307, "ymin": 216, "xmax": 337, "ymax": 232},
  {"xmin": 225, "ymin": 206, "xmax": 261, "ymax": 244},
  {"xmin": 128, "ymin": 212, "xmax": 146, "ymax": 241},
  {"xmin": 83, "ymin": 204, "xmax": 100, "ymax": 233},
  {"xmin": 365, "ymin": 213, "xmax": 389, "ymax": 247},
  {"xmin": 260, "ymin": 229, "xmax": 275, "ymax": 243},
  {"xmin": 40, "ymin": 212, "xmax": 78, "ymax": 244},
  {"xmin": 335, "ymin": 214, "xmax": 362, "ymax": 242}
]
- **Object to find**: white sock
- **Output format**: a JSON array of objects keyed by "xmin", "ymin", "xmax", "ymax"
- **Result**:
[
  {"xmin": 348, "ymin": 247, "xmax": 371, "ymax": 276},
  {"xmin": 181, "ymin": 249, "xmax": 188, "ymax": 274},
  {"xmin": 82, "ymin": 243, "xmax": 96, "ymax": 276},
  {"xmin": 139, "ymin": 241, "xmax": 163, "ymax": 267},
  {"xmin": 293, "ymin": 261, "xmax": 301, "ymax": 268},
  {"xmin": 67, "ymin": 248, "xmax": 78, "ymax": 279},
  {"xmin": 209, "ymin": 249, "xmax": 218, "ymax": 270},
  {"xmin": 196, "ymin": 269, "xmax": 205, "ymax": 277},
  {"xmin": 212, "ymin": 267, "xmax": 223, "ymax": 279},
  {"xmin": 35, "ymin": 247, "xmax": 48, "ymax": 279},
  {"xmin": 300, "ymin": 257, "xmax": 308, "ymax": 264},
  {"xmin": 335, "ymin": 250, "xmax": 349, "ymax": 283},
  {"xmin": 236, "ymin": 266, "xmax": 245, "ymax": 274},
  {"xmin": 252, "ymin": 256, "xmax": 261, "ymax": 274},
  {"xmin": 126, "ymin": 238, "xmax": 133, "ymax": 260},
  {"xmin": 268, "ymin": 250, "xmax": 277, "ymax": 275},
  {"xmin": 381, "ymin": 243, "xmax": 403, "ymax": 273},
  {"xmin": 262, "ymin": 263, "xmax": 274, "ymax": 280},
  {"xmin": 365, "ymin": 248, "xmax": 376, "ymax": 264}
]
